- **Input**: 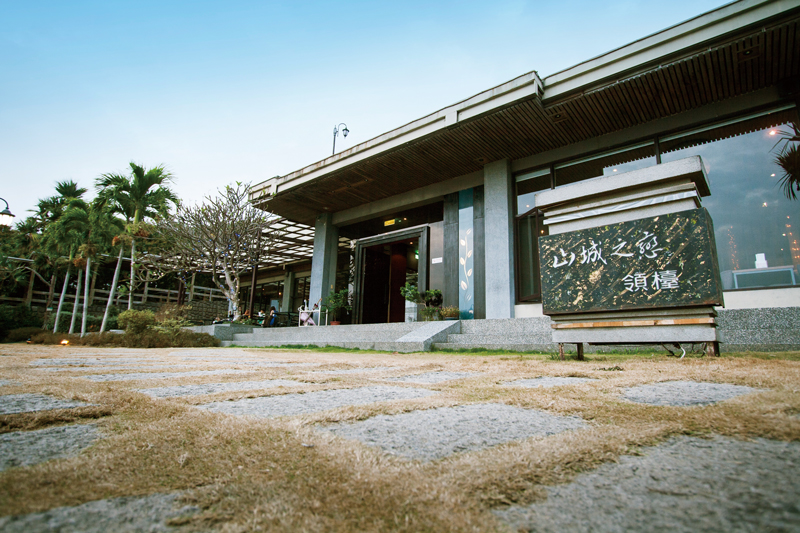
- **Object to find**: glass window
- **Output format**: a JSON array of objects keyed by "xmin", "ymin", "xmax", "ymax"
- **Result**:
[
  {"xmin": 660, "ymin": 110, "xmax": 800, "ymax": 290},
  {"xmin": 555, "ymin": 141, "xmax": 657, "ymax": 187},
  {"xmin": 516, "ymin": 210, "xmax": 547, "ymax": 301},
  {"xmin": 516, "ymin": 167, "xmax": 551, "ymax": 214}
]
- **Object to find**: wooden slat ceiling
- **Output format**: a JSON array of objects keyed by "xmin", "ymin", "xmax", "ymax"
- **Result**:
[
  {"xmin": 258, "ymin": 217, "xmax": 349, "ymax": 269},
  {"xmin": 263, "ymin": 15, "xmax": 800, "ymax": 226}
]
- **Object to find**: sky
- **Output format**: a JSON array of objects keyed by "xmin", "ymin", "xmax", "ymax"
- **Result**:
[{"xmin": 0, "ymin": 0, "xmax": 729, "ymax": 222}]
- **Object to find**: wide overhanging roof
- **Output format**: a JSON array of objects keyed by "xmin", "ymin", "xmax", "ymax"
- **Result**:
[
  {"xmin": 252, "ymin": 0, "xmax": 800, "ymax": 226},
  {"xmin": 258, "ymin": 217, "xmax": 350, "ymax": 269}
]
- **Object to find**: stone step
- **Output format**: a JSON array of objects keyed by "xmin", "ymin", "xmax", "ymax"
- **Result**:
[
  {"xmin": 432, "ymin": 342, "xmax": 557, "ymax": 352},
  {"xmin": 221, "ymin": 339, "xmax": 393, "ymax": 350},
  {"xmin": 231, "ymin": 329, "xmax": 406, "ymax": 343},
  {"xmin": 459, "ymin": 317, "xmax": 553, "ymax": 335},
  {"xmin": 444, "ymin": 333, "xmax": 553, "ymax": 344},
  {"xmin": 245, "ymin": 322, "xmax": 421, "ymax": 337}
]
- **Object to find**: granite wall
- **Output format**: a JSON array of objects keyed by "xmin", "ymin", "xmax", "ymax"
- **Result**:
[{"xmin": 716, "ymin": 307, "xmax": 800, "ymax": 352}]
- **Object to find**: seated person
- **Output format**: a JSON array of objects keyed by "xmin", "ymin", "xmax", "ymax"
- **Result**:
[{"xmin": 268, "ymin": 306, "xmax": 277, "ymax": 327}]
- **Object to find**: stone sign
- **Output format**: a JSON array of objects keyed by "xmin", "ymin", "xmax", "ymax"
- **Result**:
[{"xmin": 539, "ymin": 208, "xmax": 723, "ymax": 315}]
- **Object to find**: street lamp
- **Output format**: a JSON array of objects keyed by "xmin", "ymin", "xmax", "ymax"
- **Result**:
[
  {"xmin": 332, "ymin": 123, "xmax": 349, "ymax": 155},
  {"xmin": 0, "ymin": 198, "xmax": 15, "ymax": 227}
]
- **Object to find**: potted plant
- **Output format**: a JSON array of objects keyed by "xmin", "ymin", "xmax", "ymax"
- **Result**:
[
  {"xmin": 400, "ymin": 283, "xmax": 443, "ymax": 321},
  {"xmin": 322, "ymin": 288, "xmax": 352, "ymax": 325},
  {"xmin": 440, "ymin": 306, "xmax": 460, "ymax": 320}
]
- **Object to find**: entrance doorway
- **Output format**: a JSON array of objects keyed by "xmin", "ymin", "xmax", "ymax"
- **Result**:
[{"xmin": 353, "ymin": 226, "xmax": 429, "ymax": 324}]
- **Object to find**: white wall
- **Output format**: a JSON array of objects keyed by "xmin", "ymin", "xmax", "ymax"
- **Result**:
[{"xmin": 717, "ymin": 287, "xmax": 800, "ymax": 310}]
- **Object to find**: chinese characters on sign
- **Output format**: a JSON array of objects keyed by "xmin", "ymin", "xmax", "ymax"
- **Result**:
[
  {"xmin": 551, "ymin": 231, "xmax": 677, "ymax": 293},
  {"xmin": 538, "ymin": 208, "xmax": 724, "ymax": 314},
  {"xmin": 623, "ymin": 270, "xmax": 679, "ymax": 292}
]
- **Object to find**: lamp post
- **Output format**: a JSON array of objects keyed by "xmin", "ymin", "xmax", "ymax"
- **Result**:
[
  {"xmin": 332, "ymin": 123, "xmax": 349, "ymax": 155},
  {"xmin": 0, "ymin": 198, "xmax": 15, "ymax": 227}
]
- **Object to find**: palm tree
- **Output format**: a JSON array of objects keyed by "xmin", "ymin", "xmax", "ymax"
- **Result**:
[
  {"xmin": 53, "ymin": 198, "xmax": 122, "ymax": 336},
  {"xmin": 774, "ymin": 123, "xmax": 800, "ymax": 200},
  {"xmin": 38, "ymin": 181, "xmax": 89, "ymax": 333},
  {"xmin": 41, "ymin": 213, "xmax": 83, "ymax": 333},
  {"xmin": 31, "ymin": 180, "xmax": 88, "ymax": 231},
  {"xmin": 95, "ymin": 163, "xmax": 178, "ymax": 321}
]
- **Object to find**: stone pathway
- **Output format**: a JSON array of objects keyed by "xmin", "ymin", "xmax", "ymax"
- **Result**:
[
  {"xmin": 83, "ymin": 369, "xmax": 246, "ymax": 382},
  {"xmin": 309, "ymin": 366, "xmax": 400, "ymax": 375},
  {"xmin": 138, "ymin": 379, "xmax": 302, "ymax": 398},
  {"xmin": 505, "ymin": 377, "xmax": 595, "ymax": 388},
  {"xmin": 623, "ymin": 381, "xmax": 760, "ymax": 406},
  {"xmin": 0, "ymin": 424, "xmax": 100, "ymax": 471},
  {"xmin": 199, "ymin": 385, "xmax": 437, "ymax": 418},
  {"xmin": 0, "ymin": 393, "xmax": 91, "ymax": 415},
  {"xmin": 325, "ymin": 403, "xmax": 586, "ymax": 461},
  {"xmin": 387, "ymin": 371, "xmax": 478, "ymax": 384},
  {"xmin": 0, "ymin": 493, "xmax": 199, "ymax": 533},
  {"xmin": 494, "ymin": 436, "xmax": 800, "ymax": 532}
]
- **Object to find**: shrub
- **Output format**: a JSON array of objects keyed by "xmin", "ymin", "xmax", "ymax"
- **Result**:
[
  {"xmin": 3, "ymin": 327, "xmax": 45, "ymax": 343},
  {"xmin": 117, "ymin": 309, "xmax": 156, "ymax": 334},
  {"xmin": 29, "ymin": 331, "xmax": 72, "ymax": 345},
  {"xmin": 29, "ymin": 329, "xmax": 220, "ymax": 348},
  {"xmin": 0, "ymin": 304, "xmax": 43, "ymax": 340},
  {"xmin": 440, "ymin": 306, "xmax": 460, "ymax": 319},
  {"xmin": 154, "ymin": 303, "xmax": 190, "ymax": 323}
]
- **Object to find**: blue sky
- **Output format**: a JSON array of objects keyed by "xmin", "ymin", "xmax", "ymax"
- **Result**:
[{"xmin": 1, "ymin": 0, "xmax": 728, "ymax": 221}]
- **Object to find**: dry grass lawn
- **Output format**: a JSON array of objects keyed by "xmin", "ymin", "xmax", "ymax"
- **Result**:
[{"xmin": 0, "ymin": 344, "xmax": 798, "ymax": 532}]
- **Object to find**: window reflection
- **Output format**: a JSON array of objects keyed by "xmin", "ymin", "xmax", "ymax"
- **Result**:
[
  {"xmin": 516, "ymin": 168, "xmax": 550, "ymax": 214},
  {"xmin": 661, "ymin": 118, "xmax": 800, "ymax": 290},
  {"xmin": 555, "ymin": 142, "xmax": 656, "ymax": 187}
]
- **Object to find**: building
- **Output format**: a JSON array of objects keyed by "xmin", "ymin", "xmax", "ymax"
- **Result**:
[{"xmin": 246, "ymin": 0, "xmax": 800, "ymax": 351}]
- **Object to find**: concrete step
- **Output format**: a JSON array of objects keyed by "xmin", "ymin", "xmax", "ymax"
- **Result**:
[
  {"xmin": 243, "ymin": 323, "xmax": 421, "ymax": 339},
  {"xmin": 221, "ymin": 339, "xmax": 395, "ymax": 350},
  {"xmin": 231, "ymin": 328, "xmax": 414, "ymax": 343},
  {"xmin": 223, "ymin": 319, "xmax": 460, "ymax": 354},
  {"xmin": 432, "ymin": 342, "xmax": 557, "ymax": 352},
  {"xmin": 444, "ymin": 333, "xmax": 553, "ymax": 344},
  {"xmin": 459, "ymin": 317, "xmax": 553, "ymax": 335}
]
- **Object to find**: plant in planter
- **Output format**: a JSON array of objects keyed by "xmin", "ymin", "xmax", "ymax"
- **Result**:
[
  {"xmin": 322, "ymin": 289, "xmax": 352, "ymax": 325},
  {"xmin": 440, "ymin": 306, "xmax": 460, "ymax": 320},
  {"xmin": 400, "ymin": 283, "xmax": 443, "ymax": 321}
]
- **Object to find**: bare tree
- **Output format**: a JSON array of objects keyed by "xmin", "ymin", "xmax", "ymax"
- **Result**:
[{"xmin": 147, "ymin": 183, "xmax": 280, "ymax": 320}]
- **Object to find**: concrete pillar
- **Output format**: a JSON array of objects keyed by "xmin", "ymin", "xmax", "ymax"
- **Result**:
[
  {"xmin": 309, "ymin": 213, "xmax": 339, "ymax": 307},
  {"xmin": 443, "ymin": 193, "xmax": 460, "ymax": 308},
  {"xmin": 282, "ymin": 271, "xmax": 295, "ymax": 312},
  {"xmin": 483, "ymin": 159, "xmax": 516, "ymax": 319}
]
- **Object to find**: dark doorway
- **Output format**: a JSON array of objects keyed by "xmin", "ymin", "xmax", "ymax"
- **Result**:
[
  {"xmin": 360, "ymin": 239, "xmax": 419, "ymax": 324},
  {"xmin": 354, "ymin": 226, "xmax": 428, "ymax": 324}
]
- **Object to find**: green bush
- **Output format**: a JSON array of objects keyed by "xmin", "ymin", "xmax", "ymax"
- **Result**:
[
  {"xmin": 117, "ymin": 309, "xmax": 156, "ymax": 334},
  {"xmin": 0, "ymin": 304, "xmax": 43, "ymax": 340},
  {"xmin": 29, "ymin": 329, "xmax": 220, "ymax": 348},
  {"xmin": 3, "ymin": 326, "xmax": 45, "ymax": 343},
  {"xmin": 44, "ymin": 311, "xmax": 113, "ymax": 333}
]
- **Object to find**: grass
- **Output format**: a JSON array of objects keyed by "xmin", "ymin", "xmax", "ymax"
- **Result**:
[{"xmin": 0, "ymin": 344, "xmax": 798, "ymax": 531}]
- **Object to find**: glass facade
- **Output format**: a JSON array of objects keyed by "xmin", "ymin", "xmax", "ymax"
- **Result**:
[
  {"xmin": 512, "ymin": 109, "xmax": 800, "ymax": 302},
  {"xmin": 515, "ymin": 168, "xmax": 551, "ymax": 301},
  {"xmin": 661, "ymin": 115, "xmax": 800, "ymax": 290},
  {"xmin": 555, "ymin": 142, "xmax": 657, "ymax": 188},
  {"xmin": 458, "ymin": 188, "xmax": 474, "ymax": 319},
  {"xmin": 516, "ymin": 168, "xmax": 551, "ymax": 214}
]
